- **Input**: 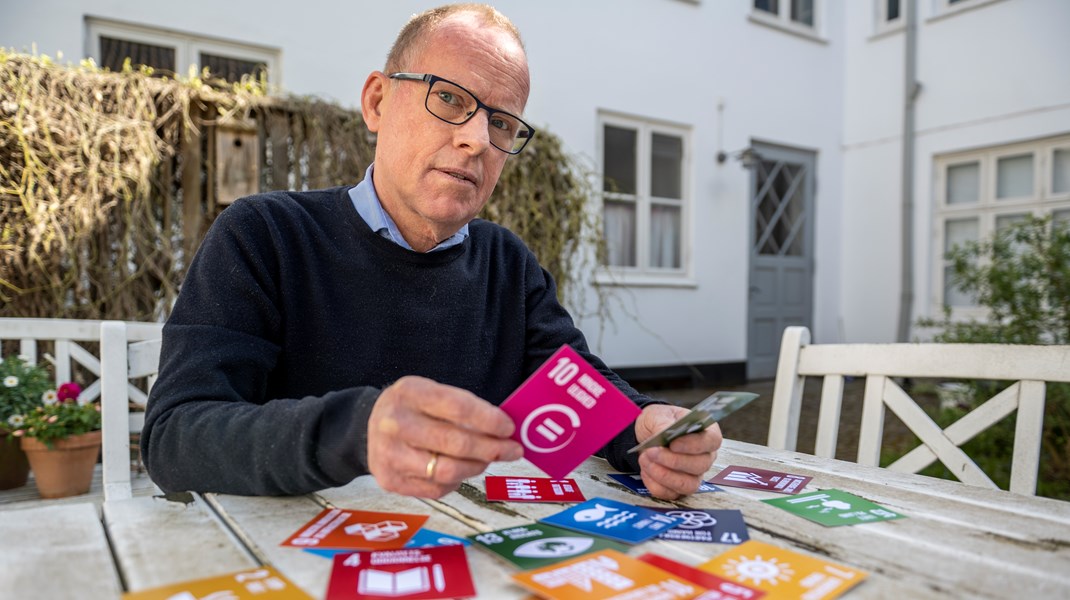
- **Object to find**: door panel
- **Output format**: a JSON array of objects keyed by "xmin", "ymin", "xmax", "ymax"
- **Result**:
[{"xmin": 747, "ymin": 143, "xmax": 816, "ymax": 379}]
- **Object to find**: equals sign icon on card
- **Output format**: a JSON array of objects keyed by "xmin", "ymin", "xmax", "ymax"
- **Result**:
[{"xmin": 536, "ymin": 417, "xmax": 566, "ymax": 441}]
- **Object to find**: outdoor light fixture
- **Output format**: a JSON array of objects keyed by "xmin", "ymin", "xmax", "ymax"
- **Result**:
[{"xmin": 716, "ymin": 146, "xmax": 761, "ymax": 169}]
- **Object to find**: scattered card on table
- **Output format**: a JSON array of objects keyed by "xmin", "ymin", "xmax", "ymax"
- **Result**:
[
  {"xmin": 325, "ymin": 546, "xmax": 474, "ymax": 600},
  {"xmin": 513, "ymin": 549, "xmax": 701, "ymax": 600},
  {"xmin": 762, "ymin": 489, "xmax": 906, "ymax": 527},
  {"xmin": 122, "ymin": 566, "xmax": 310, "ymax": 599},
  {"xmin": 699, "ymin": 540, "xmax": 867, "ymax": 600},
  {"xmin": 653, "ymin": 508, "xmax": 749, "ymax": 545},
  {"xmin": 280, "ymin": 508, "xmax": 427, "ymax": 550},
  {"xmin": 628, "ymin": 391, "xmax": 758, "ymax": 454},
  {"xmin": 636, "ymin": 554, "xmax": 765, "ymax": 599},
  {"xmin": 608, "ymin": 472, "xmax": 721, "ymax": 496},
  {"xmin": 485, "ymin": 476, "xmax": 586, "ymax": 503},
  {"xmin": 304, "ymin": 528, "xmax": 471, "ymax": 559},
  {"xmin": 500, "ymin": 345, "xmax": 641, "ymax": 478},
  {"xmin": 469, "ymin": 522, "xmax": 627, "ymax": 569},
  {"xmin": 539, "ymin": 497, "xmax": 681, "ymax": 544},
  {"xmin": 707, "ymin": 465, "xmax": 812, "ymax": 494}
]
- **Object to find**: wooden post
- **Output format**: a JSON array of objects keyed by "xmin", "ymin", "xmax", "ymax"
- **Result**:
[{"xmin": 181, "ymin": 108, "xmax": 203, "ymax": 259}]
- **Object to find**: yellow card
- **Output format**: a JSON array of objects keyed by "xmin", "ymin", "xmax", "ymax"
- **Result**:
[
  {"xmin": 513, "ymin": 549, "xmax": 702, "ymax": 600},
  {"xmin": 698, "ymin": 540, "xmax": 866, "ymax": 599},
  {"xmin": 122, "ymin": 566, "xmax": 312, "ymax": 599}
]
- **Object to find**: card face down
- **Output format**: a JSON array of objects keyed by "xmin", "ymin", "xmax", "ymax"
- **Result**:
[
  {"xmin": 500, "ymin": 345, "xmax": 641, "ymax": 478},
  {"xmin": 628, "ymin": 391, "xmax": 758, "ymax": 455}
]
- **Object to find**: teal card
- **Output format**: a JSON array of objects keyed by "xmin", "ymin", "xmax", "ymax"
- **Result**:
[
  {"xmin": 469, "ymin": 522, "xmax": 627, "ymax": 569},
  {"xmin": 762, "ymin": 489, "xmax": 906, "ymax": 527}
]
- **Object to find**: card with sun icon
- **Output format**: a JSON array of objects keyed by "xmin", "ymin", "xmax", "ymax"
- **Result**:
[{"xmin": 699, "ymin": 540, "xmax": 867, "ymax": 599}]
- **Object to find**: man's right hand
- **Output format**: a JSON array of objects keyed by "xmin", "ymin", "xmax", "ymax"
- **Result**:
[{"xmin": 367, "ymin": 376, "xmax": 524, "ymax": 498}]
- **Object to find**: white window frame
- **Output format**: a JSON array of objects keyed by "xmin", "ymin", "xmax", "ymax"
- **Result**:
[
  {"xmin": 932, "ymin": 134, "xmax": 1070, "ymax": 316},
  {"xmin": 874, "ymin": 0, "xmax": 905, "ymax": 36},
  {"xmin": 596, "ymin": 112, "xmax": 693, "ymax": 286},
  {"xmin": 928, "ymin": 0, "xmax": 1009, "ymax": 23},
  {"xmin": 86, "ymin": 17, "xmax": 281, "ymax": 86},
  {"xmin": 749, "ymin": 0, "xmax": 826, "ymax": 42}
]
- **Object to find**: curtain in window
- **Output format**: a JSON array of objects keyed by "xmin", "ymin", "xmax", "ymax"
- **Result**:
[
  {"xmin": 604, "ymin": 200, "xmax": 637, "ymax": 267},
  {"xmin": 650, "ymin": 205, "xmax": 681, "ymax": 269}
]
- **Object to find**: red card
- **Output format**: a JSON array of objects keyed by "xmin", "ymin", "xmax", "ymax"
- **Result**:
[
  {"xmin": 325, "ymin": 546, "xmax": 475, "ymax": 599},
  {"xmin": 485, "ymin": 476, "xmax": 586, "ymax": 502},
  {"xmin": 500, "ymin": 345, "xmax": 641, "ymax": 478},
  {"xmin": 280, "ymin": 508, "xmax": 428, "ymax": 550},
  {"xmin": 707, "ymin": 466, "xmax": 812, "ymax": 495},
  {"xmin": 637, "ymin": 554, "xmax": 765, "ymax": 600}
]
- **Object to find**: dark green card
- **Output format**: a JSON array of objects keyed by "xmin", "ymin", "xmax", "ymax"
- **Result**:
[{"xmin": 469, "ymin": 523, "xmax": 627, "ymax": 569}]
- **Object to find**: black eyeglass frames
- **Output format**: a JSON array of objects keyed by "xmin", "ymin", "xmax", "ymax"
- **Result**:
[{"xmin": 389, "ymin": 72, "xmax": 535, "ymax": 155}]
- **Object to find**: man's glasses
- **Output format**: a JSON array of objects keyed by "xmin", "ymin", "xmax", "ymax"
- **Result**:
[{"xmin": 389, "ymin": 73, "xmax": 535, "ymax": 155}]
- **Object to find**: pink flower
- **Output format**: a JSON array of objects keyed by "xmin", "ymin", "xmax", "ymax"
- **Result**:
[
  {"xmin": 47, "ymin": 415, "xmax": 59, "ymax": 424},
  {"xmin": 57, "ymin": 382, "xmax": 82, "ymax": 403}
]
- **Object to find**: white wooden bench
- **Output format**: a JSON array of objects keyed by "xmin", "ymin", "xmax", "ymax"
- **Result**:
[
  {"xmin": 767, "ymin": 326, "xmax": 1070, "ymax": 495},
  {"xmin": 0, "ymin": 318, "xmax": 163, "ymax": 501}
]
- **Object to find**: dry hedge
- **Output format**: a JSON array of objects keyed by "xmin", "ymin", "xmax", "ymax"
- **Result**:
[{"xmin": 0, "ymin": 52, "xmax": 598, "ymax": 321}]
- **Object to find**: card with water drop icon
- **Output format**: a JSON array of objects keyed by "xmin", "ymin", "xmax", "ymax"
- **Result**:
[{"xmin": 538, "ymin": 497, "xmax": 682, "ymax": 544}]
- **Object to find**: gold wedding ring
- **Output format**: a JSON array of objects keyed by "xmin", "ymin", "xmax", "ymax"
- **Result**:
[{"xmin": 425, "ymin": 452, "xmax": 439, "ymax": 479}]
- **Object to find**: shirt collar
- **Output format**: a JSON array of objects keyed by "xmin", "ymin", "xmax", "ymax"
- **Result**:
[{"xmin": 348, "ymin": 163, "xmax": 469, "ymax": 252}]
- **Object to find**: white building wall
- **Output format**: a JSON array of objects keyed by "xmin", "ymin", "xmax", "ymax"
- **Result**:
[{"xmin": 841, "ymin": 0, "xmax": 1070, "ymax": 343}]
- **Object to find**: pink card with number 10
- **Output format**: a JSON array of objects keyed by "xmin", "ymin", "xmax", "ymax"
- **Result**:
[{"xmin": 500, "ymin": 345, "xmax": 641, "ymax": 478}]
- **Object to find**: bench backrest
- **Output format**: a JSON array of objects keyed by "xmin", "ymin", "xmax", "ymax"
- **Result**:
[
  {"xmin": 767, "ymin": 326, "xmax": 1070, "ymax": 495},
  {"xmin": 100, "ymin": 321, "xmax": 163, "ymax": 502}
]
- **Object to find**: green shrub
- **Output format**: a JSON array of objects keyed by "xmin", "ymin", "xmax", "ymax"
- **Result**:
[{"xmin": 915, "ymin": 215, "xmax": 1070, "ymax": 499}]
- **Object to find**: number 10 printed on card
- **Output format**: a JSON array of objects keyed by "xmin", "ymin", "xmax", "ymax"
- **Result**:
[{"xmin": 500, "ymin": 345, "xmax": 641, "ymax": 479}]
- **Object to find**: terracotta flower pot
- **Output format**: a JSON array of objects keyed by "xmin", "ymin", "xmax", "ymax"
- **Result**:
[
  {"xmin": 21, "ymin": 429, "xmax": 102, "ymax": 499},
  {"xmin": 0, "ymin": 430, "xmax": 30, "ymax": 490}
]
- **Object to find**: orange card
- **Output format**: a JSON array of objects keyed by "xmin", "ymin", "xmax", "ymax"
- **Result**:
[
  {"xmin": 280, "ymin": 507, "xmax": 428, "ymax": 550},
  {"xmin": 122, "ymin": 566, "xmax": 310, "ymax": 599},
  {"xmin": 513, "ymin": 549, "xmax": 703, "ymax": 600},
  {"xmin": 698, "ymin": 540, "xmax": 866, "ymax": 599}
]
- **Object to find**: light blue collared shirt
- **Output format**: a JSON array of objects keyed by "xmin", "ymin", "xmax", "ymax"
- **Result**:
[{"xmin": 348, "ymin": 164, "xmax": 469, "ymax": 252}]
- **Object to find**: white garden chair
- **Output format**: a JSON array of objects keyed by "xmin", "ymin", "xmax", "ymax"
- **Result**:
[
  {"xmin": 767, "ymin": 326, "xmax": 1070, "ymax": 495},
  {"xmin": 99, "ymin": 321, "xmax": 163, "ymax": 502}
]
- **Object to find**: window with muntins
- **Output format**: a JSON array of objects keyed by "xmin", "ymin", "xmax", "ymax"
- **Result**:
[
  {"xmin": 87, "ymin": 18, "xmax": 278, "ymax": 85},
  {"xmin": 599, "ymin": 115, "xmax": 690, "ymax": 280},
  {"xmin": 934, "ymin": 135, "xmax": 1070, "ymax": 310},
  {"xmin": 752, "ymin": 0, "xmax": 817, "ymax": 29}
]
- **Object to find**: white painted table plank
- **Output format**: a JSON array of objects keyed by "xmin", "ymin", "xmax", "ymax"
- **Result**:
[
  {"xmin": 0, "ymin": 502, "xmax": 122, "ymax": 599},
  {"xmin": 103, "ymin": 493, "xmax": 258, "ymax": 592}
]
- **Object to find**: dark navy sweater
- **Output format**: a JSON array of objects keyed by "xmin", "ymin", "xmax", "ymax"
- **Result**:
[{"xmin": 141, "ymin": 187, "xmax": 658, "ymax": 495}]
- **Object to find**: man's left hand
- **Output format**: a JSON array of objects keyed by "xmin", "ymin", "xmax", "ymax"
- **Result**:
[{"xmin": 634, "ymin": 404, "xmax": 722, "ymax": 500}]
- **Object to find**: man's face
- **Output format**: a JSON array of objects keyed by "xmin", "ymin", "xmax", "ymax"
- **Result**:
[{"xmin": 362, "ymin": 17, "xmax": 530, "ymax": 250}]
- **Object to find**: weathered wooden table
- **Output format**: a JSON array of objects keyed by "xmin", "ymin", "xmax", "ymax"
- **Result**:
[{"xmin": 3, "ymin": 439, "xmax": 1068, "ymax": 598}]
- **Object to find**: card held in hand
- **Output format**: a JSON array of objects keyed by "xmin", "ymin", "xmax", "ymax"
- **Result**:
[
  {"xmin": 628, "ymin": 391, "xmax": 758, "ymax": 454},
  {"xmin": 500, "ymin": 345, "xmax": 641, "ymax": 478}
]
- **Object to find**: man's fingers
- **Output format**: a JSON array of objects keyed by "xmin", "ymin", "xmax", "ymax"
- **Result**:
[
  {"xmin": 644, "ymin": 446, "xmax": 715, "ymax": 477},
  {"xmin": 390, "ymin": 376, "xmax": 515, "ymax": 438}
]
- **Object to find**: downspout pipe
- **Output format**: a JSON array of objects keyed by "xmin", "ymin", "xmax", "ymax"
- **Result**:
[{"xmin": 897, "ymin": 0, "xmax": 920, "ymax": 342}]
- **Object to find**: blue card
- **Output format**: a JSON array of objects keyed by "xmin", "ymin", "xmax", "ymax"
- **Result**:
[
  {"xmin": 608, "ymin": 473, "xmax": 722, "ymax": 496},
  {"xmin": 538, "ymin": 497, "xmax": 682, "ymax": 544},
  {"xmin": 653, "ymin": 508, "xmax": 749, "ymax": 545},
  {"xmin": 302, "ymin": 528, "xmax": 470, "ymax": 558},
  {"xmin": 404, "ymin": 528, "xmax": 472, "ymax": 548}
]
